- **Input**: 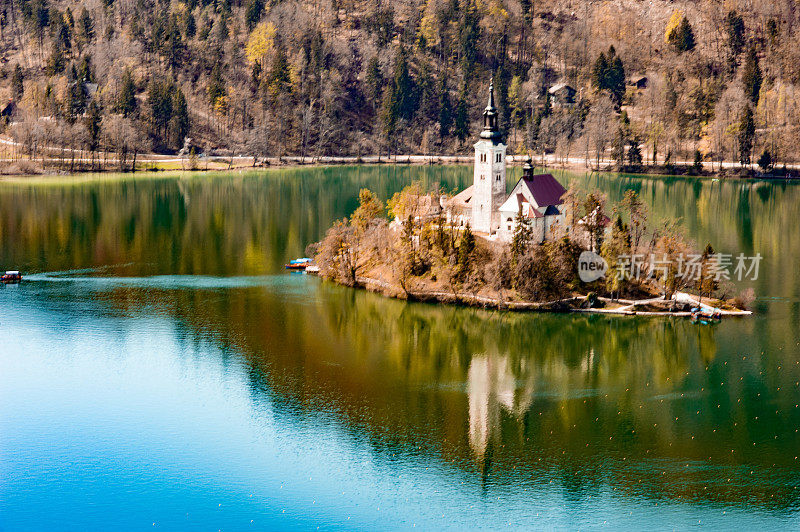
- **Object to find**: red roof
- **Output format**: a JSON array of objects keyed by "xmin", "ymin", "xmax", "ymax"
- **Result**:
[{"xmin": 521, "ymin": 174, "xmax": 566, "ymax": 208}]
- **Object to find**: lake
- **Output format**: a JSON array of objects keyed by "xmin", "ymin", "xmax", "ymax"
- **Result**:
[{"xmin": 1, "ymin": 166, "xmax": 799, "ymax": 530}]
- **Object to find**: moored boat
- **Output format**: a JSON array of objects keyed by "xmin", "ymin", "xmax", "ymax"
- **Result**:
[
  {"xmin": 691, "ymin": 307, "xmax": 722, "ymax": 323},
  {"xmin": 284, "ymin": 258, "xmax": 313, "ymax": 271},
  {"xmin": 2, "ymin": 270, "xmax": 22, "ymax": 283}
]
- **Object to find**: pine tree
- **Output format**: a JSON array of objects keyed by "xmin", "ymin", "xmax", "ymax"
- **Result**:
[
  {"xmin": 591, "ymin": 52, "xmax": 608, "ymax": 90},
  {"xmin": 46, "ymin": 43, "xmax": 66, "ymax": 75},
  {"xmin": 379, "ymin": 86, "xmax": 397, "ymax": 154},
  {"xmin": 117, "ymin": 69, "xmax": 137, "ymax": 117},
  {"xmin": 601, "ymin": 216, "xmax": 631, "ymax": 298},
  {"xmin": 207, "ymin": 64, "xmax": 226, "ymax": 106},
  {"xmin": 725, "ymin": 11, "xmax": 745, "ymax": 57},
  {"xmin": 742, "ymin": 46, "xmax": 762, "ymax": 105},
  {"xmin": 438, "ymin": 78, "xmax": 453, "ymax": 138},
  {"xmin": 365, "ymin": 57, "xmax": 383, "ymax": 112},
  {"xmin": 458, "ymin": 0, "xmax": 480, "ymax": 76},
  {"xmin": 245, "ymin": 0, "xmax": 264, "ymax": 30},
  {"xmin": 510, "ymin": 205, "xmax": 533, "ymax": 264},
  {"xmin": 456, "ymin": 224, "xmax": 476, "ymax": 280},
  {"xmin": 592, "ymin": 47, "xmax": 625, "ymax": 107},
  {"xmin": 698, "ymin": 243, "xmax": 718, "ymax": 303},
  {"xmin": 668, "ymin": 16, "xmax": 695, "ymax": 53},
  {"xmin": 86, "ymin": 101, "xmax": 102, "ymax": 168},
  {"xmin": 453, "ymin": 88, "xmax": 469, "ymax": 142},
  {"xmin": 738, "ymin": 105, "xmax": 755, "ymax": 166},
  {"xmin": 170, "ymin": 87, "xmax": 190, "ymax": 149},
  {"xmin": 268, "ymin": 42, "xmax": 292, "ymax": 101},
  {"xmin": 392, "ymin": 48, "xmax": 417, "ymax": 121},
  {"xmin": 11, "ymin": 65, "xmax": 23, "ymax": 100}
]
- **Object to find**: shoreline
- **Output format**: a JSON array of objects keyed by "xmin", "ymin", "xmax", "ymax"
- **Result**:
[
  {"xmin": 355, "ymin": 276, "xmax": 751, "ymax": 317},
  {"xmin": 1, "ymin": 153, "xmax": 799, "ymax": 182}
]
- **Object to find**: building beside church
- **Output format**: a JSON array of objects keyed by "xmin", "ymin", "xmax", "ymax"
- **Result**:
[{"xmin": 446, "ymin": 80, "xmax": 567, "ymax": 244}]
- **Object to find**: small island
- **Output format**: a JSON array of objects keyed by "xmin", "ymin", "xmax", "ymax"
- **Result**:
[{"xmin": 310, "ymin": 83, "xmax": 753, "ymax": 317}]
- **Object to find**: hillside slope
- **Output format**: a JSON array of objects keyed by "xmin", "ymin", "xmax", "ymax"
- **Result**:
[{"xmin": 0, "ymin": 0, "xmax": 797, "ymax": 169}]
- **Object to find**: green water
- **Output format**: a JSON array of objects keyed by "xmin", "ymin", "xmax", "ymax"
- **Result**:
[{"xmin": 1, "ymin": 166, "xmax": 799, "ymax": 529}]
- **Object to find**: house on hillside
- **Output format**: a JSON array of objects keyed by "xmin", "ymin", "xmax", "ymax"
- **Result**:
[
  {"xmin": 548, "ymin": 83, "xmax": 577, "ymax": 106},
  {"xmin": 445, "ymin": 80, "xmax": 568, "ymax": 244},
  {"xmin": 629, "ymin": 76, "xmax": 648, "ymax": 90}
]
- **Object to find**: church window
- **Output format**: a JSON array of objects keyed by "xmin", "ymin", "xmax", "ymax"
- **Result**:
[
  {"xmin": 496, "ymin": 174, "xmax": 501, "ymax": 181},
  {"xmin": 481, "ymin": 174, "xmax": 485, "ymax": 180},
  {"xmin": 496, "ymin": 153, "xmax": 502, "ymax": 163}
]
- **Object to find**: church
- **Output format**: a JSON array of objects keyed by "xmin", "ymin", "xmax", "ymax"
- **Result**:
[{"xmin": 447, "ymin": 81, "xmax": 567, "ymax": 244}]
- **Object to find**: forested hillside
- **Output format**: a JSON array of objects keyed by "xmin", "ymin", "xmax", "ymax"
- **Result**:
[{"xmin": 0, "ymin": 0, "xmax": 798, "ymax": 169}]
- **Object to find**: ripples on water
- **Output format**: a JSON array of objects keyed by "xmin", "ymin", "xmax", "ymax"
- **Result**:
[{"xmin": 1, "ymin": 167, "xmax": 800, "ymax": 529}]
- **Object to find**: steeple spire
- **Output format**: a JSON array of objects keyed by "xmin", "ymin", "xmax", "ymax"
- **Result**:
[
  {"xmin": 480, "ymin": 77, "xmax": 501, "ymax": 142},
  {"xmin": 486, "ymin": 77, "xmax": 496, "ymax": 111}
]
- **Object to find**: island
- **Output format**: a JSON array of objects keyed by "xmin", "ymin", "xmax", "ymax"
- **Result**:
[{"xmin": 310, "ymin": 84, "xmax": 753, "ymax": 318}]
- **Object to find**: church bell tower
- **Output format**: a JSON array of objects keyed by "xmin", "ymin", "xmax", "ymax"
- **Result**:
[{"xmin": 471, "ymin": 79, "xmax": 506, "ymax": 234}]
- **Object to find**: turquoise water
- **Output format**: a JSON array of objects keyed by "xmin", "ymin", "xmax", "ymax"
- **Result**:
[{"xmin": 1, "ymin": 167, "xmax": 800, "ymax": 530}]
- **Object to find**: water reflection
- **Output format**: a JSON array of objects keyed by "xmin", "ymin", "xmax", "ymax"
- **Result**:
[
  {"xmin": 3, "ymin": 167, "xmax": 800, "ymax": 520},
  {"xmin": 39, "ymin": 275, "xmax": 797, "ymax": 513}
]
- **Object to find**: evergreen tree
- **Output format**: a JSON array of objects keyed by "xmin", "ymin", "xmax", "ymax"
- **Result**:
[
  {"xmin": 46, "ymin": 43, "xmax": 66, "ymax": 75},
  {"xmin": 365, "ymin": 56, "xmax": 383, "ymax": 112},
  {"xmin": 757, "ymin": 149, "xmax": 773, "ymax": 172},
  {"xmin": 668, "ymin": 16, "xmax": 695, "ymax": 53},
  {"xmin": 458, "ymin": 0, "xmax": 480, "ymax": 76},
  {"xmin": 184, "ymin": 12, "xmax": 196, "ymax": 39},
  {"xmin": 438, "ymin": 78, "xmax": 453, "ymax": 138},
  {"xmin": 207, "ymin": 64, "xmax": 226, "ymax": 106},
  {"xmin": 245, "ymin": 0, "xmax": 264, "ymax": 30},
  {"xmin": 164, "ymin": 18, "xmax": 184, "ymax": 73},
  {"xmin": 86, "ymin": 101, "xmax": 102, "ymax": 166},
  {"xmin": 392, "ymin": 48, "xmax": 417, "ymax": 121},
  {"xmin": 11, "ymin": 65, "xmax": 24, "ymax": 100},
  {"xmin": 697, "ymin": 243, "xmax": 718, "ymax": 303},
  {"xmin": 456, "ymin": 224, "xmax": 476, "ymax": 280},
  {"xmin": 149, "ymin": 78, "xmax": 175, "ymax": 143},
  {"xmin": 76, "ymin": 7, "xmax": 94, "ymax": 51},
  {"xmin": 742, "ymin": 46, "xmax": 762, "ymax": 105},
  {"xmin": 170, "ymin": 87, "xmax": 190, "ymax": 148},
  {"xmin": 607, "ymin": 50, "xmax": 625, "ymax": 107},
  {"xmin": 495, "ymin": 62, "xmax": 511, "ymax": 137},
  {"xmin": 379, "ymin": 85, "xmax": 397, "ymax": 154},
  {"xmin": 267, "ymin": 41, "xmax": 292, "ymax": 101},
  {"xmin": 601, "ymin": 216, "xmax": 631, "ymax": 298},
  {"xmin": 591, "ymin": 52, "xmax": 608, "ymax": 90},
  {"xmin": 117, "ymin": 69, "xmax": 137, "ymax": 117},
  {"xmin": 453, "ymin": 87, "xmax": 469, "ymax": 142},
  {"xmin": 725, "ymin": 11, "xmax": 745, "ymax": 57},
  {"xmin": 417, "ymin": 63, "xmax": 439, "ymax": 123},
  {"xmin": 627, "ymin": 141, "xmax": 643, "ymax": 167},
  {"xmin": 77, "ymin": 55, "xmax": 93, "ymax": 82},
  {"xmin": 510, "ymin": 205, "xmax": 533, "ymax": 264},
  {"xmin": 64, "ymin": 79, "xmax": 86, "ymax": 121},
  {"xmin": 592, "ymin": 46, "xmax": 625, "ymax": 107},
  {"xmin": 737, "ymin": 105, "xmax": 755, "ymax": 166}
]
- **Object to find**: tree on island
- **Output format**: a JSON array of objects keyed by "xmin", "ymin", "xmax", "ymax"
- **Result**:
[{"xmin": 510, "ymin": 205, "xmax": 533, "ymax": 265}]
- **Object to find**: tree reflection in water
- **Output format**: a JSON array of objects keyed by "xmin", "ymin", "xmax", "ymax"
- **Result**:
[{"xmin": 2, "ymin": 167, "xmax": 800, "ymax": 513}]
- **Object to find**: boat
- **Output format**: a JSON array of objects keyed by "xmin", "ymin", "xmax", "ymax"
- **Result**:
[
  {"xmin": 690, "ymin": 307, "xmax": 721, "ymax": 324},
  {"xmin": 2, "ymin": 270, "xmax": 22, "ymax": 283},
  {"xmin": 284, "ymin": 258, "xmax": 313, "ymax": 271},
  {"xmin": 305, "ymin": 265, "xmax": 320, "ymax": 274}
]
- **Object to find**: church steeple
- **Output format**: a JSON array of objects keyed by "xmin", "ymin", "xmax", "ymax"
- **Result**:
[
  {"xmin": 522, "ymin": 155, "xmax": 534, "ymax": 178},
  {"xmin": 480, "ymin": 79, "xmax": 501, "ymax": 142}
]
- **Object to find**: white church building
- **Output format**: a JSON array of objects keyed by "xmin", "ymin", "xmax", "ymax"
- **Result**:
[{"xmin": 447, "ymin": 80, "xmax": 567, "ymax": 243}]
